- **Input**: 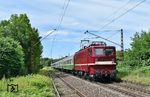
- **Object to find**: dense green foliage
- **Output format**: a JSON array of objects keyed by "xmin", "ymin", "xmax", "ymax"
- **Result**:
[
  {"xmin": 0, "ymin": 74, "xmax": 55, "ymax": 97},
  {"xmin": 117, "ymin": 30, "xmax": 150, "ymax": 84},
  {"xmin": 0, "ymin": 37, "xmax": 24, "ymax": 78},
  {"xmin": 0, "ymin": 14, "xmax": 43, "ymax": 75},
  {"xmin": 40, "ymin": 57, "xmax": 61, "ymax": 67},
  {"xmin": 124, "ymin": 31, "xmax": 150, "ymax": 67},
  {"xmin": 38, "ymin": 67, "xmax": 56, "ymax": 76},
  {"xmin": 40, "ymin": 58, "xmax": 52, "ymax": 68}
]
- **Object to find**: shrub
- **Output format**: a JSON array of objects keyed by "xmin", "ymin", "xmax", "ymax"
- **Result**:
[{"xmin": 38, "ymin": 67, "xmax": 55, "ymax": 76}]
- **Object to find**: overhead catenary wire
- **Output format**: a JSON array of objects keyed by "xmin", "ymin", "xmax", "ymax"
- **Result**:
[
  {"xmin": 57, "ymin": 0, "xmax": 71, "ymax": 30},
  {"xmin": 106, "ymin": 30, "xmax": 121, "ymax": 39},
  {"xmin": 96, "ymin": 0, "xmax": 146, "ymax": 32},
  {"xmin": 50, "ymin": 0, "xmax": 71, "ymax": 59},
  {"xmin": 85, "ymin": 30, "xmax": 121, "ymax": 46},
  {"xmin": 84, "ymin": 0, "xmax": 135, "ymax": 41},
  {"xmin": 51, "ymin": 0, "xmax": 71, "ymax": 41},
  {"xmin": 87, "ymin": 0, "xmax": 146, "ymax": 33},
  {"xmin": 33, "ymin": 0, "xmax": 71, "ymax": 48},
  {"xmin": 85, "ymin": 0, "xmax": 146, "ymax": 47},
  {"xmin": 100, "ymin": 0, "xmax": 132, "ymax": 26},
  {"xmin": 32, "ymin": 29, "xmax": 56, "ymax": 47},
  {"xmin": 87, "ymin": 0, "xmax": 132, "ymax": 33},
  {"xmin": 94, "ymin": 0, "xmax": 132, "ymax": 38},
  {"xmin": 100, "ymin": 0, "xmax": 146, "ymax": 40}
]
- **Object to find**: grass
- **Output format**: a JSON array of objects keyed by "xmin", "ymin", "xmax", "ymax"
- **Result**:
[
  {"xmin": 117, "ymin": 64, "xmax": 150, "ymax": 84},
  {"xmin": 0, "ymin": 74, "xmax": 55, "ymax": 97}
]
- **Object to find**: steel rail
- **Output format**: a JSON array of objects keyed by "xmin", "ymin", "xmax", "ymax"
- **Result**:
[
  {"xmin": 58, "ymin": 76, "xmax": 86, "ymax": 97},
  {"xmin": 52, "ymin": 78, "xmax": 61, "ymax": 97}
]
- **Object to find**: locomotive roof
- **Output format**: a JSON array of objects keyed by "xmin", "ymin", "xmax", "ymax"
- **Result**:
[{"xmin": 77, "ymin": 45, "xmax": 115, "ymax": 52}]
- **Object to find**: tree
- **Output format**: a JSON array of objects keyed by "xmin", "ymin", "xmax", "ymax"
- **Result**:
[
  {"xmin": 0, "ymin": 37, "xmax": 24, "ymax": 78},
  {"xmin": 124, "ymin": 30, "xmax": 150, "ymax": 67},
  {"xmin": 0, "ymin": 14, "xmax": 43, "ymax": 74}
]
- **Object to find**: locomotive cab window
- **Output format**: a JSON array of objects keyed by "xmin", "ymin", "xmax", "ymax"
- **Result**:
[
  {"xmin": 95, "ymin": 48, "xmax": 104, "ymax": 56},
  {"xmin": 105, "ymin": 49, "xmax": 114, "ymax": 55}
]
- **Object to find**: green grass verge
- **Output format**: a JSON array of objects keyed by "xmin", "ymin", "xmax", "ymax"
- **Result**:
[
  {"xmin": 0, "ymin": 74, "xmax": 55, "ymax": 97},
  {"xmin": 117, "ymin": 64, "xmax": 150, "ymax": 84}
]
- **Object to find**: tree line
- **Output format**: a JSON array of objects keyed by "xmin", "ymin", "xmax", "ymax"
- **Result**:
[
  {"xmin": 0, "ymin": 14, "xmax": 42, "ymax": 78},
  {"xmin": 40, "ymin": 57, "xmax": 67, "ymax": 67}
]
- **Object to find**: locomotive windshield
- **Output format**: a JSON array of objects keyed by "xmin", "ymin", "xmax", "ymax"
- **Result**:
[
  {"xmin": 105, "ymin": 49, "xmax": 114, "ymax": 55},
  {"xmin": 95, "ymin": 48, "xmax": 114, "ymax": 56},
  {"xmin": 95, "ymin": 48, "xmax": 104, "ymax": 56}
]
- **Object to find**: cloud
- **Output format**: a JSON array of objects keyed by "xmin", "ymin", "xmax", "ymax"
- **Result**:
[{"xmin": 0, "ymin": 0, "xmax": 149, "ymax": 58}]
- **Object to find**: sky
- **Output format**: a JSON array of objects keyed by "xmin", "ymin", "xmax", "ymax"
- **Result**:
[{"xmin": 0, "ymin": 0, "xmax": 149, "ymax": 58}]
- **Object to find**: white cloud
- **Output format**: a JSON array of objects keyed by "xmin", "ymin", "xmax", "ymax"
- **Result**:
[{"xmin": 0, "ymin": 0, "xmax": 149, "ymax": 58}]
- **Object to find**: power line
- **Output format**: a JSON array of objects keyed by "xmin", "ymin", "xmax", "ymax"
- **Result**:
[
  {"xmin": 33, "ymin": 29, "xmax": 56, "ymax": 47},
  {"xmin": 106, "ymin": 30, "xmax": 120, "ymax": 39},
  {"xmin": 87, "ymin": 0, "xmax": 132, "ymax": 33},
  {"xmin": 90, "ymin": 0, "xmax": 143, "ymax": 39},
  {"xmin": 85, "ymin": 30, "xmax": 121, "ymax": 46},
  {"xmin": 33, "ymin": 0, "xmax": 71, "ymax": 48},
  {"xmin": 98, "ymin": 0, "xmax": 131, "ymax": 33},
  {"xmin": 40, "ymin": 29, "xmax": 56, "ymax": 42},
  {"xmin": 50, "ymin": 0, "xmax": 71, "ymax": 59},
  {"xmin": 101, "ymin": 0, "xmax": 132, "ymax": 25},
  {"xmin": 56, "ymin": 0, "xmax": 68, "ymax": 29},
  {"xmin": 96, "ymin": 0, "xmax": 146, "ymax": 32},
  {"xmin": 57, "ymin": 0, "xmax": 71, "ymax": 30}
]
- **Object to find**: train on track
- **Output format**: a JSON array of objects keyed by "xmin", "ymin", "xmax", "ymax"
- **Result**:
[{"xmin": 52, "ymin": 41, "xmax": 116, "ymax": 81}]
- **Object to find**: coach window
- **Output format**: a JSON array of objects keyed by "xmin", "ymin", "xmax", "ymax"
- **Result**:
[{"xmin": 69, "ymin": 60, "xmax": 71, "ymax": 64}]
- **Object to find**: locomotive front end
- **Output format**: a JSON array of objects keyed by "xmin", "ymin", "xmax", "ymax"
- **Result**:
[{"xmin": 93, "ymin": 46, "xmax": 116, "ymax": 81}]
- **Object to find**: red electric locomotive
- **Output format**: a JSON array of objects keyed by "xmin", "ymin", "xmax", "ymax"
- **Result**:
[{"xmin": 74, "ymin": 41, "xmax": 116, "ymax": 81}]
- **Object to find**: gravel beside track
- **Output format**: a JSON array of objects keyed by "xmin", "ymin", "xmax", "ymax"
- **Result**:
[
  {"xmin": 97, "ymin": 82, "xmax": 150, "ymax": 97},
  {"xmin": 121, "ymin": 81, "xmax": 150, "ymax": 93},
  {"xmin": 53, "ymin": 74, "xmax": 85, "ymax": 97},
  {"xmin": 111, "ymin": 82, "xmax": 150, "ymax": 96},
  {"xmin": 57, "ymin": 72, "xmax": 150, "ymax": 97}
]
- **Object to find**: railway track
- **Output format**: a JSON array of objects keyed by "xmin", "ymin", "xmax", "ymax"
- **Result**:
[
  {"xmin": 113, "ymin": 82, "xmax": 150, "ymax": 95},
  {"xmin": 57, "ymin": 72, "xmax": 150, "ymax": 97},
  {"xmin": 52, "ymin": 73, "xmax": 86, "ymax": 97},
  {"xmin": 58, "ymin": 73, "xmax": 127, "ymax": 97},
  {"xmin": 52, "ymin": 78, "xmax": 61, "ymax": 97},
  {"xmin": 96, "ymin": 82, "xmax": 150, "ymax": 97}
]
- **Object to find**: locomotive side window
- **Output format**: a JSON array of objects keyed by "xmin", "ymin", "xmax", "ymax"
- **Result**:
[
  {"xmin": 88, "ymin": 49, "xmax": 92, "ymax": 55},
  {"xmin": 95, "ymin": 48, "xmax": 104, "ymax": 56},
  {"xmin": 105, "ymin": 49, "xmax": 114, "ymax": 55}
]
